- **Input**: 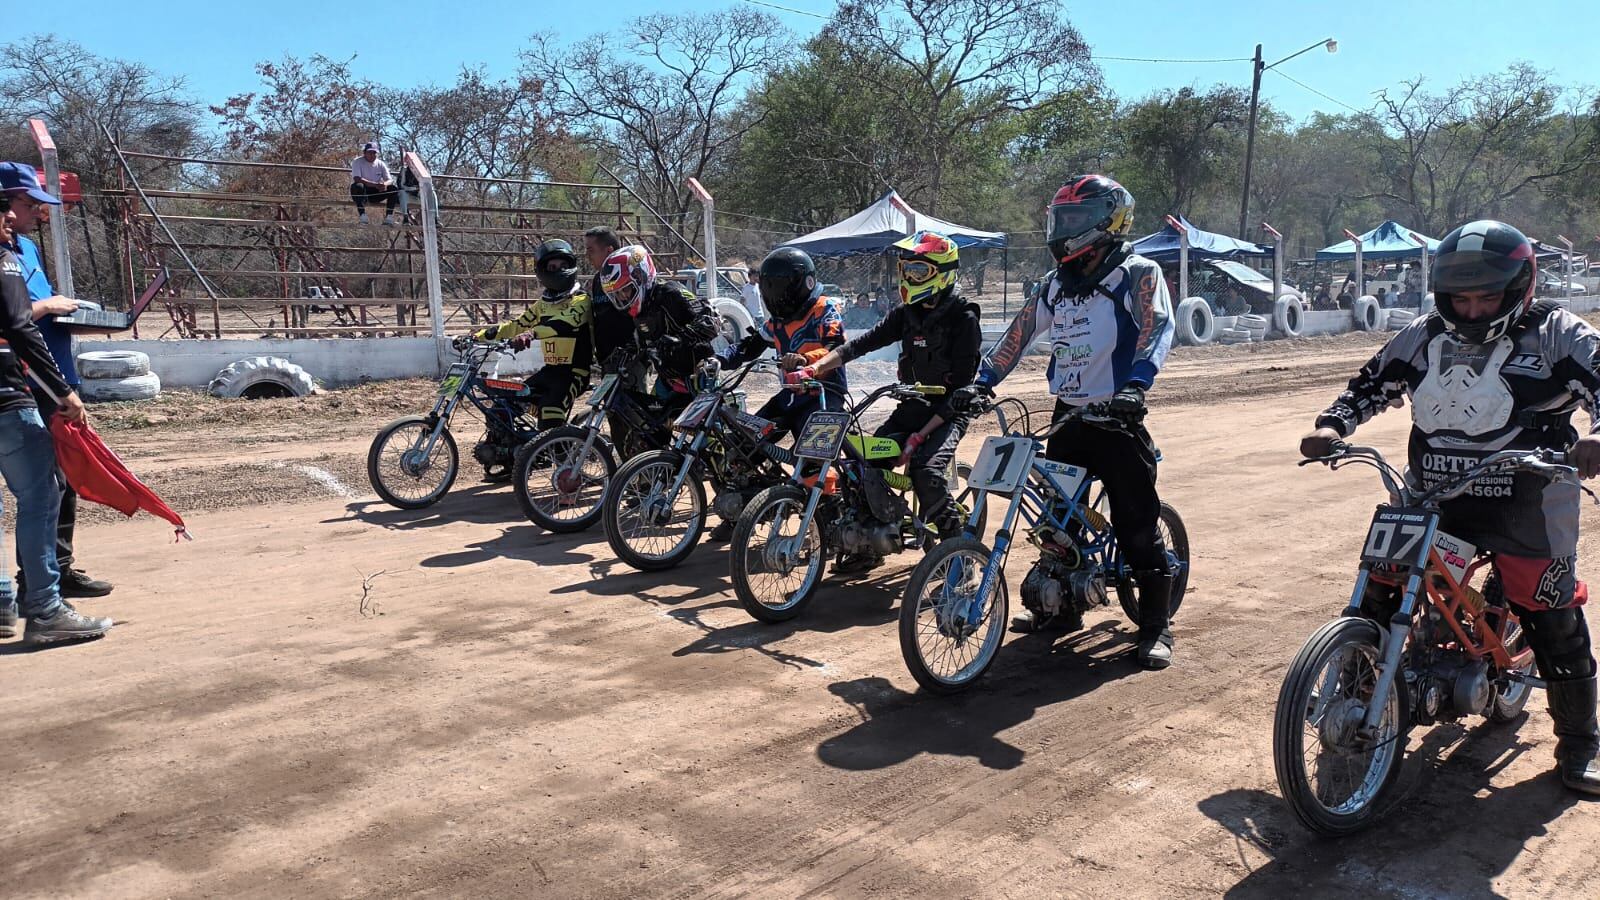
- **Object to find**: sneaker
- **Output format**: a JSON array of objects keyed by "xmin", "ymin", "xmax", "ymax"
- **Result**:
[
  {"xmin": 707, "ymin": 520, "xmax": 734, "ymax": 542},
  {"xmin": 0, "ymin": 603, "xmax": 16, "ymax": 639},
  {"xmin": 25, "ymin": 606, "xmax": 112, "ymax": 645},
  {"xmin": 382, "ymin": 214, "xmax": 395, "ymax": 226},
  {"xmin": 359, "ymin": 212, "xmax": 370, "ymax": 225},
  {"xmin": 1136, "ymin": 631, "xmax": 1174, "ymax": 669},
  {"xmin": 60, "ymin": 568, "xmax": 113, "ymax": 599},
  {"xmin": 1010, "ymin": 607, "xmax": 1084, "ymax": 634}
]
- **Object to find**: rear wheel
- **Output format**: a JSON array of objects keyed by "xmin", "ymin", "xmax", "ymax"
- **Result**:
[
  {"xmin": 731, "ymin": 485, "xmax": 828, "ymax": 623},
  {"xmin": 603, "ymin": 450, "xmax": 707, "ymax": 571},
  {"xmin": 514, "ymin": 426, "xmax": 616, "ymax": 533},
  {"xmin": 1116, "ymin": 501, "xmax": 1190, "ymax": 624},
  {"xmin": 1487, "ymin": 619, "xmax": 1536, "ymax": 723},
  {"xmin": 367, "ymin": 416, "xmax": 458, "ymax": 509},
  {"xmin": 1273, "ymin": 616, "xmax": 1406, "ymax": 836},
  {"xmin": 899, "ymin": 537, "xmax": 1008, "ymax": 694}
]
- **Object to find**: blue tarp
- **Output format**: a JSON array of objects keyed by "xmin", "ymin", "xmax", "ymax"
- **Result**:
[
  {"xmin": 1316, "ymin": 221, "xmax": 1439, "ymax": 260},
  {"xmin": 1131, "ymin": 215, "xmax": 1271, "ymax": 262},
  {"xmin": 780, "ymin": 190, "xmax": 1007, "ymax": 258}
]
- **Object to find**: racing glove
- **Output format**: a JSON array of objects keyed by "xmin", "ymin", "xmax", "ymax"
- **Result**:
[
  {"xmin": 784, "ymin": 365, "xmax": 818, "ymax": 386},
  {"xmin": 510, "ymin": 332, "xmax": 537, "ymax": 352},
  {"xmin": 1093, "ymin": 384, "xmax": 1147, "ymax": 425},
  {"xmin": 950, "ymin": 384, "xmax": 992, "ymax": 414}
]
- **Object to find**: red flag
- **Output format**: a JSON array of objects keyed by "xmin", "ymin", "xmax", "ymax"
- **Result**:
[{"xmin": 50, "ymin": 417, "xmax": 190, "ymax": 541}]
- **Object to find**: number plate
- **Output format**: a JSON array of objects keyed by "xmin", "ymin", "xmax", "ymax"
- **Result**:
[
  {"xmin": 795, "ymin": 411, "xmax": 850, "ymax": 460},
  {"xmin": 967, "ymin": 436, "xmax": 1034, "ymax": 494},
  {"xmin": 1431, "ymin": 529, "xmax": 1476, "ymax": 584},
  {"xmin": 1360, "ymin": 506, "xmax": 1438, "ymax": 568},
  {"xmin": 1037, "ymin": 459, "xmax": 1088, "ymax": 499},
  {"xmin": 589, "ymin": 373, "xmax": 619, "ymax": 407},
  {"xmin": 437, "ymin": 364, "xmax": 468, "ymax": 397},
  {"xmin": 673, "ymin": 392, "xmax": 720, "ymax": 431}
]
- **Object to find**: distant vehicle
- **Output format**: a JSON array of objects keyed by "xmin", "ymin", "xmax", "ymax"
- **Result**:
[
  {"xmin": 671, "ymin": 266, "xmax": 750, "ymax": 302},
  {"xmin": 1537, "ymin": 269, "xmax": 1588, "ymax": 296},
  {"xmin": 1201, "ymin": 260, "xmax": 1304, "ymax": 314}
]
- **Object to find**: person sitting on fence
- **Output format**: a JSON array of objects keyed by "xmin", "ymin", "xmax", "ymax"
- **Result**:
[{"xmin": 349, "ymin": 142, "xmax": 397, "ymax": 226}]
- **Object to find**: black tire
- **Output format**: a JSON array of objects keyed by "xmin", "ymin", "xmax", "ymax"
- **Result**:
[
  {"xmin": 1487, "ymin": 619, "xmax": 1535, "ymax": 723},
  {"xmin": 367, "ymin": 415, "xmax": 458, "ymax": 509},
  {"xmin": 1273, "ymin": 616, "xmax": 1406, "ymax": 836},
  {"xmin": 1117, "ymin": 501, "xmax": 1190, "ymax": 624},
  {"xmin": 603, "ymin": 450, "xmax": 707, "ymax": 572},
  {"xmin": 731, "ymin": 484, "xmax": 829, "ymax": 623},
  {"xmin": 514, "ymin": 426, "xmax": 616, "ymax": 533},
  {"xmin": 899, "ymin": 537, "xmax": 1008, "ymax": 694}
]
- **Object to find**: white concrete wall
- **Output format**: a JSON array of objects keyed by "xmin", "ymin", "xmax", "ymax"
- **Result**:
[
  {"xmin": 1300, "ymin": 310, "xmax": 1358, "ymax": 337},
  {"xmin": 89, "ymin": 338, "xmax": 445, "ymax": 389}
]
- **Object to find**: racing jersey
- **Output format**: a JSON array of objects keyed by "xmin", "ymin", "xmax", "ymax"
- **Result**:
[
  {"xmin": 633, "ymin": 282, "xmax": 719, "ymax": 388},
  {"xmin": 726, "ymin": 295, "xmax": 848, "ymax": 387},
  {"xmin": 838, "ymin": 291, "xmax": 982, "ymax": 418},
  {"xmin": 477, "ymin": 288, "xmax": 593, "ymax": 378},
  {"xmin": 977, "ymin": 249, "xmax": 1173, "ymax": 404},
  {"xmin": 1316, "ymin": 302, "xmax": 1600, "ymax": 557}
]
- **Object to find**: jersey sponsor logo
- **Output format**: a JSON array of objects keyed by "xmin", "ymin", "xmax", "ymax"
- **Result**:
[
  {"xmin": 1502, "ymin": 353, "xmax": 1547, "ymax": 376},
  {"xmin": 913, "ymin": 335, "xmax": 927, "ymax": 347},
  {"xmin": 1053, "ymin": 343, "xmax": 1093, "ymax": 363},
  {"xmin": 1419, "ymin": 451, "xmax": 1515, "ymax": 498}
]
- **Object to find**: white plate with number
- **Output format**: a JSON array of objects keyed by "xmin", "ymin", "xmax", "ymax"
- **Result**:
[
  {"xmin": 967, "ymin": 436, "xmax": 1034, "ymax": 494},
  {"xmin": 1360, "ymin": 506, "xmax": 1438, "ymax": 569}
]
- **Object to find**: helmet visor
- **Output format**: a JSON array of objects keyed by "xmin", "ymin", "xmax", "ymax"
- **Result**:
[
  {"xmin": 759, "ymin": 272, "xmax": 806, "ymax": 313},
  {"xmin": 1432, "ymin": 249, "xmax": 1525, "ymax": 297},
  {"xmin": 607, "ymin": 281, "xmax": 638, "ymax": 311},
  {"xmin": 1046, "ymin": 198, "xmax": 1115, "ymax": 244}
]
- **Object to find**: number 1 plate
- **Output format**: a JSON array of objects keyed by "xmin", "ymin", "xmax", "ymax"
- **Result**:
[
  {"xmin": 967, "ymin": 436, "xmax": 1033, "ymax": 494},
  {"xmin": 1360, "ymin": 506, "xmax": 1438, "ymax": 568}
]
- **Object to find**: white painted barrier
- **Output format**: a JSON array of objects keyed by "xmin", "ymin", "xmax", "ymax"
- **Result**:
[{"xmin": 90, "ymin": 337, "xmax": 444, "ymax": 390}]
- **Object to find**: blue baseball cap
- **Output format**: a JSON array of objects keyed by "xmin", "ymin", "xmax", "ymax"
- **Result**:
[{"xmin": 0, "ymin": 162, "xmax": 61, "ymax": 205}]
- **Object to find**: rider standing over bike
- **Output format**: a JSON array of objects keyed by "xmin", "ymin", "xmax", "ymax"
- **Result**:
[
  {"xmin": 473, "ymin": 239, "xmax": 593, "ymax": 431},
  {"xmin": 797, "ymin": 231, "xmax": 984, "ymax": 566},
  {"xmin": 1301, "ymin": 220, "xmax": 1600, "ymax": 795},
  {"xmin": 969, "ymin": 175, "xmax": 1177, "ymax": 669}
]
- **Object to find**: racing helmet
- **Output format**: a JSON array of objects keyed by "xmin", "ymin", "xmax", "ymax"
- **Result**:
[
  {"xmin": 601, "ymin": 245, "xmax": 658, "ymax": 317},
  {"xmin": 758, "ymin": 247, "xmax": 819, "ymax": 321},
  {"xmin": 892, "ymin": 230, "xmax": 959, "ymax": 306},
  {"xmin": 534, "ymin": 239, "xmax": 579, "ymax": 295},
  {"xmin": 1431, "ymin": 220, "xmax": 1537, "ymax": 344},
  {"xmin": 1046, "ymin": 175, "xmax": 1135, "ymax": 265}
]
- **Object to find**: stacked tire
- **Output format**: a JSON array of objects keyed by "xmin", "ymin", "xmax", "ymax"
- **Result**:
[
  {"xmin": 1352, "ymin": 296, "xmax": 1386, "ymax": 332},
  {"xmin": 1386, "ymin": 308, "xmax": 1417, "ymax": 330},
  {"xmin": 1175, "ymin": 297, "xmax": 1215, "ymax": 346},
  {"xmin": 76, "ymin": 350, "xmax": 160, "ymax": 402},
  {"xmin": 1238, "ymin": 314, "xmax": 1270, "ymax": 342}
]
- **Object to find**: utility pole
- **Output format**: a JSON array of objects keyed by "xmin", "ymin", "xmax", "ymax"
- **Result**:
[{"xmin": 1238, "ymin": 44, "xmax": 1264, "ymax": 239}]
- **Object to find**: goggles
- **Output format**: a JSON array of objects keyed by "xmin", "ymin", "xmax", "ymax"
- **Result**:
[{"xmin": 899, "ymin": 259, "xmax": 953, "ymax": 285}]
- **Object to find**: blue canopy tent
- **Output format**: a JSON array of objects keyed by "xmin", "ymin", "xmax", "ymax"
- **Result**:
[
  {"xmin": 1131, "ymin": 215, "xmax": 1272, "ymax": 263},
  {"xmin": 780, "ymin": 190, "xmax": 1007, "ymax": 258},
  {"xmin": 1316, "ymin": 221, "xmax": 1438, "ymax": 259},
  {"xmin": 1532, "ymin": 239, "xmax": 1568, "ymax": 261}
]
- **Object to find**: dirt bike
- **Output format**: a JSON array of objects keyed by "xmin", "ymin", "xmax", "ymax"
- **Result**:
[
  {"xmin": 897, "ymin": 398, "xmax": 1189, "ymax": 694},
  {"xmin": 729, "ymin": 380, "xmax": 988, "ymax": 624},
  {"xmin": 600, "ymin": 358, "xmax": 790, "ymax": 571},
  {"xmin": 1274, "ymin": 442, "xmax": 1584, "ymax": 836},
  {"xmin": 510, "ymin": 348, "xmax": 677, "ymax": 533},
  {"xmin": 367, "ymin": 336, "xmax": 543, "ymax": 509}
]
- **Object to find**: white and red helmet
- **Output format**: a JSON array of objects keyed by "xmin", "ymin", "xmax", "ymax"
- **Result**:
[
  {"xmin": 1431, "ymin": 220, "xmax": 1537, "ymax": 344},
  {"xmin": 601, "ymin": 245, "xmax": 657, "ymax": 317},
  {"xmin": 1046, "ymin": 175, "xmax": 1135, "ymax": 265}
]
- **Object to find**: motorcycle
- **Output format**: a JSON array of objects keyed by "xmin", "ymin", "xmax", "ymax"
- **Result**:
[
  {"xmin": 367, "ymin": 336, "xmax": 542, "ymax": 509},
  {"xmin": 1274, "ymin": 442, "xmax": 1584, "ymax": 836},
  {"xmin": 896, "ymin": 399, "xmax": 1189, "ymax": 693},
  {"xmin": 510, "ymin": 348, "xmax": 678, "ymax": 533},
  {"xmin": 600, "ymin": 358, "xmax": 790, "ymax": 571},
  {"xmin": 729, "ymin": 380, "xmax": 988, "ymax": 624}
]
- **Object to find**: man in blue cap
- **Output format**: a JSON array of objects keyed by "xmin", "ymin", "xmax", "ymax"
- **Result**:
[{"xmin": 0, "ymin": 161, "xmax": 114, "ymax": 599}]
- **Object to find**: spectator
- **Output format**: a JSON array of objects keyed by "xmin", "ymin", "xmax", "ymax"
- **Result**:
[
  {"xmin": 1312, "ymin": 283, "xmax": 1333, "ymax": 311},
  {"xmin": 1336, "ymin": 283, "xmax": 1355, "ymax": 309},
  {"xmin": 843, "ymin": 291, "xmax": 881, "ymax": 329},
  {"xmin": 0, "ymin": 162, "xmax": 113, "ymax": 601},
  {"xmin": 739, "ymin": 264, "xmax": 766, "ymax": 329},
  {"xmin": 873, "ymin": 283, "xmax": 894, "ymax": 317},
  {"xmin": 1375, "ymin": 286, "xmax": 1389, "ymax": 308},
  {"xmin": 581, "ymin": 225, "xmax": 638, "ymax": 376},
  {"xmin": 0, "ymin": 192, "xmax": 110, "ymax": 644},
  {"xmin": 349, "ymin": 142, "xmax": 397, "ymax": 226},
  {"xmin": 1403, "ymin": 264, "xmax": 1421, "ymax": 305}
]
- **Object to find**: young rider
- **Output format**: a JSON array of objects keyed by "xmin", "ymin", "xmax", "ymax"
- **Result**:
[
  {"xmin": 1301, "ymin": 220, "xmax": 1600, "ymax": 795},
  {"xmin": 967, "ymin": 175, "xmax": 1177, "ymax": 669},
  {"xmin": 473, "ymin": 239, "xmax": 593, "ymax": 431},
  {"xmin": 796, "ymin": 231, "xmax": 984, "ymax": 567}
]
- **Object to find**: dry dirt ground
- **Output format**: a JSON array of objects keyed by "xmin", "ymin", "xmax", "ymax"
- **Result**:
[{"xmin": 4, "ymin": 329, "xmax": 1599, "ymax": 899}]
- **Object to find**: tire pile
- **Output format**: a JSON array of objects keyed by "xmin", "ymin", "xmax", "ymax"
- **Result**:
[{"xmin": 76, "ymin": 350, "xmax": 160, "ymax": 402}]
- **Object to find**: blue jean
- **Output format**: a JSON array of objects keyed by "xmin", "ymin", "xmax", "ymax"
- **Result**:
[{"xmin": 0, "ymin": 407, "xmax": 65, "ymax": 620}]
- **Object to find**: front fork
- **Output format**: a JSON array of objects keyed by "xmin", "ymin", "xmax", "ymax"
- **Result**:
[
  {"xmin": 644, "ymin": 432, "xmax": 705, "ymax": 525},
  {"xmin": 1345, "ymin": 565, "xmax": 1426, "ymax": 736},
  {"xmin": 413, "ymin": 391, "xmax": 462, "ymax": 460},
  {"xmin": 956, "ymin": 488, "xmax": 1022, "ymax": 627}
]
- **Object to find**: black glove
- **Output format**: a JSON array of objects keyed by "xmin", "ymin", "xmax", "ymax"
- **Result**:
[
  {"xmin": 950, "ymin": 384, "xmax": 992, "ymax": 414},
  {"xmin": 1094, "ymin": 384, "xmax": 1147, "ymax": 425},
  {"xmin": 451, "ymin": 334, "xmax": 473, "ymax": 352}
]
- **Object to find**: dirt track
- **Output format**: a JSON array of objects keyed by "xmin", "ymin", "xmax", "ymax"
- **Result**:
[{"xmin": 4, "ymin": 331, "xmax": 1598, "ymax": 899}]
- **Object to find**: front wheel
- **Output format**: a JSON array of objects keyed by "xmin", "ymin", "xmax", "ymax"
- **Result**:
[
  {"xmin": 1273, "ymin": 616, "xmax": 1406, "ymax": 836},
  {"xmin": 898, "ymin": 537, "xmax": 1008, "ymax": 694},
  {"xmin": 1117, "ymin": 501, "xmax": 1190, "ymax": 624},
  {"xmin": 731, "ymin": 484, "xmax": 828, "ymax": 623},
  {"xmin": 367, "ymin": 416, "xmax": 459, "ymax": 509},
  {"xmin": 514, "ymin": 426, "xmax": 616, "ymax": 533},
  {"xmin": 603, "ymin": 450, "xmax": 707, "ymax": 571}
]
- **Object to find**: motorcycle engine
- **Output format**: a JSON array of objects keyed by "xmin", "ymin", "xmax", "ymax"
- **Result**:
[
  {"xmin": 473, "ymin": 428, "xmax": 521, "ymax": 468},
  {"xmin": 838, "ymin": 516, "xmax": 901, "ymax": 557},
  {"xmin": 712, "ymin": 490, "xmax": 751, "ymax": 523},
  {"xmin": 1020, "ymin": 526, "xmax": 1107, "ymax": 619},
  {"xmin": 1413, "ymin": 655, "xmax": 1493, "ymax": 724}
]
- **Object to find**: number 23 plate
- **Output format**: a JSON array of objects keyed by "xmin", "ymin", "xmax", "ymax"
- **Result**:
[{"xmin": 1360, "ymin": 506, "xmax": 1438, "ymax": 568}]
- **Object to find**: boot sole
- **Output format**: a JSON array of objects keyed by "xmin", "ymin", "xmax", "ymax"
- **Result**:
[{"xmin": 25, "ymin": 629, "xmax": 110, "ymax": 645}]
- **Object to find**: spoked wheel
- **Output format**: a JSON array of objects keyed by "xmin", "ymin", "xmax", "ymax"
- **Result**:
[
  {"xmin": 1487, "ymin": 618, "xmax": 1536, "ymax": 723},
  {"xmin": 603, "ymin": 450, "xmax": 707, "ymax": 571},
  {"xmin": 1273, "ymin": 616, "xmax": 1406, "ymax": 836},
  {"xmin": 367, "ymin": 415, "xmax": 459, "ymax": 509},
  {"xmin": 898, "ymin": 537, "xmax": 1008, "ymax": 694},
  {"xmin": 731, "ymin": 485, "xmax": 828, "ymax": 623},
  {"xmin": 514, "ymin": 426, "xmax": 616, "ymax": 533},
  {"xmin": 1116, "ymin": 501, "xmax": 1190, "ymax": 624}
]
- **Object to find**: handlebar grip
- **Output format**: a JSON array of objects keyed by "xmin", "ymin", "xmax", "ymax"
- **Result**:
[{"xmin": 914, "ymin": 384, "xmax": 947, "ymax": 396}]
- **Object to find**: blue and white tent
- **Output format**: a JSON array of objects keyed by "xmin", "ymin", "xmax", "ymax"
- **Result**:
[
  {"xmin": 1131, "ymin": 215, "xmax": 1271, "ymax": 263},
  {"xmin": 1316, "ymin": 221, "xmax": 1439, "ymax": 260},
  {"xmin": 780, "ymin": 190, "xmax": 1007, "ymax": 258}
]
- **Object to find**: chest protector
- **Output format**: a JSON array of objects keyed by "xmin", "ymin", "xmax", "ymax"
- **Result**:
[
  {"xmin": 898, "ymin": 298, "xmax": 974, "ymax": 386},
  {"xmin": 1412, "ymin": 334, "xmax": 1516, "ymax": 436}
]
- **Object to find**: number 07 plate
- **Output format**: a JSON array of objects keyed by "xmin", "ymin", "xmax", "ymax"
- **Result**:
[
  {"xmin": 966, "ymin": 436, "xmax": 1034, "ymax": 494},
  {"xmin": 1360, "ymin": 506, "xmax": 1439, "ymax": 568}
]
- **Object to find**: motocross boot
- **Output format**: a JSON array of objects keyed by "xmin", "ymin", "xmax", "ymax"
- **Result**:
[
  {"xmin": 1010, "ymin": 606, "xmax": 1083, "ymax": 635},
  {"xmin": 1547, "ymin": 676, "xmax": 1600, "ymax": 796},
  {"xmin": 1135, "ymin": 568, "xmax": 1174, "ymax": 670},
  {"xmin": 707, "ymin": 519, "xmax": 735, "ymax": 542}
]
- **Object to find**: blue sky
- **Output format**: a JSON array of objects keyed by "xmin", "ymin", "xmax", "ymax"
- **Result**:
[{"xmin": 25, "ymin": 0, "xmax": 1600, "ymax": 124}]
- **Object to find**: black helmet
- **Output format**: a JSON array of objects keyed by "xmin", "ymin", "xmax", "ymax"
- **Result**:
[
  {"xmin": 1046, "ymin": 174, "xmax": 1135, "ymax": 265},
  {"xmin": 535, "ymin": 239, "xmax": 579, "ymax": 295},
  {"xmin": 758, "ymin": 247, "xmax": 818, "ymax": 321},
  {"xmin": 1432, "ymin": 220, "xmax": 1537, "ymax": 344}
]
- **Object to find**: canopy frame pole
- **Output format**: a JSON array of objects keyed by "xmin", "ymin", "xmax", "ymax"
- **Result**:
[
  {"xmin": 1343, "ymin": 229, "xmax": 1365, "ymax": 300},
  {"xmin": 1558, "ymin": 235, "xmax": 1575, "ymax": 304},
  {"xmin": 687, "ymin": 178, "xmax": 717, "ymax": 300},
  {"xmin": 1166, "ymin": 215, "xmax": 1189, "ymax": 302},
  {"xmin": 1262, "ymin": 221, "xmax": 1284, "ymax": 307}
]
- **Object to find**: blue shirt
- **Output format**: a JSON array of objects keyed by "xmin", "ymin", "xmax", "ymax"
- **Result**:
[{"xmin": 10, "ymin": 236, "xmax": 76, "ymax": 385}]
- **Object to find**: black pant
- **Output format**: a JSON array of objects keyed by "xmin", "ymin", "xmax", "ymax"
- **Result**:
[
  {"xmin": 525, "ymin": 365, "xmax": 589, "ymax": 430},
  {"xmin": 1044, "ymin": 400, "xmax": 1166, "ymax": 571},
  {"xmin": 876, "ymin": 399, "xmax": 969, "ymax": 534},
  {"xmin": 754, "ymin": 385, "xmax": 842, "ymax": 440},
  {"xmin": 350, "ymin": 182, "xmax": 398, "ymax": 213}
]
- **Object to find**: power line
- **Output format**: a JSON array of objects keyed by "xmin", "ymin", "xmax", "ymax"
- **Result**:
[{"xmin": 1269, "ymin": 69, "xmax": 1367, "ymax": 115}]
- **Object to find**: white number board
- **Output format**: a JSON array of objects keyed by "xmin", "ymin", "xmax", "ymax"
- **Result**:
[
  {"xmin": 1360, "ymin": 507, "xmax": 1438, "ymax": 569},
  {"xmin": 967, "ymin": 436, "xmax": 1034, "ymax": 494}
]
